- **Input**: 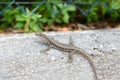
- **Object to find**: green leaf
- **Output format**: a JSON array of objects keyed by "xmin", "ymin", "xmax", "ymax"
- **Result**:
[
  {"xmin": 30, "ymin": 21, "xmax": 41, "ymax": 32},
  {"xmin": 55, "ymin": 18, "xmax": 62, "ymax": 23},
  {"xmin": 14, "ymin": 23, "xmax": 24, "ymax": 29},
  {"xmin": 16, "ymin": 15, "xmax": 26, "ymax": 22},
  {"xmin": 48, "ymin": 19, "xmax": 54, "ymax": 25},
  {"xmin": 39, "ymin": 18, "xmax": 47, "ymax": 23},
  {"xmin": 26, "ymin": 8, "xmax": 31, "ymax": 15},
  {"xmin": 87, "ymin": 16, "xmax": 92, "ymax": 23},
  {"xmin": 66, "ymin": 5, "xmax": 76, "ymax": 11},
  {"xmin": 111, "ymin": 1, "xmax": 120, "ymax": 10},
  {"xmin": 62, "ymin": 10, "xmax": 69, "ymax": 23}
]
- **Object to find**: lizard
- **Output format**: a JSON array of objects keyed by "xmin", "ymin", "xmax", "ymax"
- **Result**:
[{"xmin": 35, "ymin": 32, "xmax": 98, "ymax": 80}]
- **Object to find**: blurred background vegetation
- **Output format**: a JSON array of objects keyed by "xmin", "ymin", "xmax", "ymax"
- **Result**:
[{"xmin": 0, "ymin": 0, "xmax": 120, "ymax": 33}]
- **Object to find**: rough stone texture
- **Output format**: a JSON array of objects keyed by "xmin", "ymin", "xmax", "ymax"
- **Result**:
[{"xmin": 0, "ymin": 29, "xmax": 120, "ymax": 80}]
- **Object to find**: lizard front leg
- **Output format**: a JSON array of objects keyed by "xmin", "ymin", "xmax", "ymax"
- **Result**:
[
  {"xmin": 69, "ymin": 36, "xmax": 74, "ymax": 45},
  {"xmin": 40, "ymin": 45, "xmax": 53, "ymax": 54}
]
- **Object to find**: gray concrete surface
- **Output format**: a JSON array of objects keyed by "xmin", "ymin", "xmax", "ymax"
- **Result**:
[{"xmin": 0, "ymin": 29, "xmax": 120, "ymax": 80}]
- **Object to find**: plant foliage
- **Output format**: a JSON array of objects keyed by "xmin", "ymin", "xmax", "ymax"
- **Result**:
[{"xmin": 0, "ymin": 0, "xmax": 120, "ymax": 32}]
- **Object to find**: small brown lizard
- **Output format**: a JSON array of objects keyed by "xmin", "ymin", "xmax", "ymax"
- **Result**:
[{"xmin": 35, "ymin": 32, "xmax": 98, "ymax": 80}]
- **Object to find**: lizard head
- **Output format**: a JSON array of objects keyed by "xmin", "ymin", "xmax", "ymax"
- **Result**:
[{"xmin": 35, "ymin": 32, "xmax": 50, "ymax": 44}]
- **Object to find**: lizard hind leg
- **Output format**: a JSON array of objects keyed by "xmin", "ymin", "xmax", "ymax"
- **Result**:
[
  {"xmin": 40, "ymin": 45, "xmax": 53, "ymax": 54},
  {"xmin": 68, "ymin": 50, "xmax": 76, "ymax": 63}
]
